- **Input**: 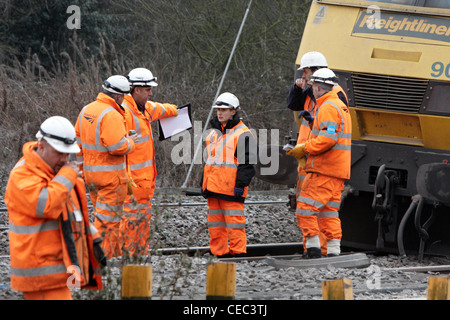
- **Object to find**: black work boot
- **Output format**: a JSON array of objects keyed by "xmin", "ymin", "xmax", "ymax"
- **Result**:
[
  {"xmin": 232, "ymin": 253, "xmax": 247, "ymax": 258},
  {"xmin": 304, "ymin": 247, "xmax": 322, "ymax": 259}
]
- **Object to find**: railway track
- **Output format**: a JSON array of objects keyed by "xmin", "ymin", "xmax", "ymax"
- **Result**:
[
  {"xmin": 2, "ymin": 241, "xmax": 450, "ymax": 300},
  {"xmin": 0, "ymin": 198, "xmax": 289, "ymax": 231},
  {"xmin": 2, "ymin": 241, "xmax": 449, "ymax": 274}
]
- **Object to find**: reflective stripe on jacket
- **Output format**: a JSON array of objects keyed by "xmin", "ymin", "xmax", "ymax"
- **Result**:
[
  {"xmin": 203, "ymin": 121, "xmax": 251, "ymax": 198},
  {"xmin": 75, "ymin": 92, "xmax": 135, "ymax": 187},
  {"xmin": 5, "ymin": 142, "xmax": 103, "ymax": 292},
  {"xmin": 304, "ymin": 90, "xmax": 352, "ymax": 179},
  {"xmin": 122, "ymin": 94, "xmax": 178, "ymax": 194}
]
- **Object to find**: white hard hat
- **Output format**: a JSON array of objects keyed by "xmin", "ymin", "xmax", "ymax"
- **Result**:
[
  {"xmin": 298, "ymin": 51, "xmax": 328, "ymax": 70},
  {"xmin": 213, "ymin": 92, "xmax": 240, "ymax": 109},
  {"xmin": 102, "ymin": 75, "xmax": 131, "ymax": 94},
  {"xmin": 36, "ymin": 116, "xmax": 80, "ymax": 154},
  {"xmin": 309, "ymin": 68, "xmax": 338, "ymax": 86},
  {"xmin": 127, "ymin": 68, "xmax": 158, "ymax": 87}
]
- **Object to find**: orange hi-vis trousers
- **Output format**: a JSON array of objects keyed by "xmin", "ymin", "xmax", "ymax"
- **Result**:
[
  {"xmin": 23, "ymin": 287, "xmax": 72, "ymax": 300},
  {"xmin": 121, "ymin": 191, "xmax": 153, "ymax": 257},
  {"xmin": 296, "ymin": 173, "xmax": 343, "ymax": 253},
  {"xmin": 207, "ymin": 198, "xmax": 247, "ymax": 256},
  {"xmin": 295, "ymin": 174, "xmax": 328, "ymax": 256},
  {"xmin": 90, "ymin": 181, "xmax": 128, "ymax": 259}
]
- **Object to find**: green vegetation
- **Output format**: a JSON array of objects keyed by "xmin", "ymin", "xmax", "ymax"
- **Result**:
[{"xmin": 0, "ymin": 0, "xmax": 312, "ymax": 192}]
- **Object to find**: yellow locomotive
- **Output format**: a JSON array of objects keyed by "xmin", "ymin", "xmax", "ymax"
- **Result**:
[{"xmin": 275, "ymin": 0, "xmax": 450, "ymax": 259}]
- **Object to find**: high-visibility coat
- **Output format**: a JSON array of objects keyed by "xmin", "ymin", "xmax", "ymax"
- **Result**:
[
  {"xmin": 303, "ymin": 90, "xmax": 352, "ymax": 179},
  {"xmin": 121, "ymin": 94, "xmax": 178, "ymax": 256},
  {"xmin": 295, "ymin": 85, "xmax": 349, "ymax": 191},
  {"xmin": 75, "ymin": 92, "xmax": 135, "ymax": 258},
  {"xmin": 287, "ymin": 84, "xmax": 348, "ymax": 132},
  {"xmin": 5, "ymin": 141, "xmax": 103, "ymax": 293},
  {"xmin": 202, "ymin": 117, "xmax": 255, "ymax": 201},
  {"xmin": 122, "ymin": 94, "xmax": 178, "ymax": 208}
]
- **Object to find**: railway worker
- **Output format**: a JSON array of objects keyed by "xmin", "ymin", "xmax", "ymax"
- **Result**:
[
  {"xmin": 202, "ymin": 92, "xmax": 256, "ymax": 258},
  {"xmin": 75, "ymin": 75, "xmax": 138, "ymax": 259},
  {"xmin": 120, "ymin": 67, "xmax": 178, "ymax": 257},
  {"xmin": 5, "ymin": 116, "xmax": 105, "ymax": 300},
  {"xmin": 286, "ymin": 68, "xmax": 352, "ymax": 258},
  {"xmin": 287, "ymin": 51, "xmax": 348, "ymax": 121},
  {"xmin": 286, "ymin": 51, "xmax": 349, "ymax": 256}
]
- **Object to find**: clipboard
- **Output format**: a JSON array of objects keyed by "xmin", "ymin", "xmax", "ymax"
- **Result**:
[{"xmin": 158, "ymin": 104, "xmax": 192, "ymax": 141}]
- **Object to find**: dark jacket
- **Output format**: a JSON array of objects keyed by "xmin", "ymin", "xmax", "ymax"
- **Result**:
[{"xmin": 287, "ymin": 84, "xmax": 348, "ymax": 111}]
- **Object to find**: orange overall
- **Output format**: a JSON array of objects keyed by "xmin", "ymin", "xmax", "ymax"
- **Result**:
[
  {"xmin": 75, "ymin": 92, "xmax": 135, "ymax": 258},
  {"xmin": 296, "ymin": 90, "xmax": 352, "ymax": 255},
  {"xmin": 295, "ymin": 85, "xmax": 348, "ymax": 255},
  {"xmin": 121, "ymin": 94, "xmax": 178, "ymax": 256},
  {"xmin": 5, "ymin": 142, "xmax": 103, "ymax": 299},
  {"xmin": 202, "ymin": 117, "xmax": 255, "ymax": 256}
]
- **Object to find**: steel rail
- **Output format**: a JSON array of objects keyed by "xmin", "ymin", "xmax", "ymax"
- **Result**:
[
  {"xmin": 0, "ymin": 199, "xmax": 287, "ymax": 215},
  {"xmin": 0, "ymin": 199, "xmax": 287, "ymax": 231},
  {"xmin": 0, "ymin": 242, "xmax": 303, "ymax": 261}
]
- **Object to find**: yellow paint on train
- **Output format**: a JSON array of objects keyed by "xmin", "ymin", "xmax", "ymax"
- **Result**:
[{"xmin": 294, "ymin": 0, "xmax": 450, "ymax": 151}]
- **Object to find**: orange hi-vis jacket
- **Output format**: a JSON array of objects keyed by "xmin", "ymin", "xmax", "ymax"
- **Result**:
[
  {"xmin": 304, "ymin": 90, "xmax": 352, "ymax": 179},
  {"xmin": 76, "ymin": 93, "xmax": 135, "ymax": 186},
  {"xmin": 122, "ymin": 94, "xmax": 178, "ymax": 208},
  {"xmin": 5, "ymin": 141, "xmax": 103, "ymax": 293},
  {"xmin": 295, "ymin": 86, "xmax": 349, "ymax": 190},
  {"xmin": 203, "ymin": 121, "xmax": 252, "ymax": 199}
]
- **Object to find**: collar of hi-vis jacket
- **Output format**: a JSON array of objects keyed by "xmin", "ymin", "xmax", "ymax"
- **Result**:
[
  {"xmin": 210, "ymin": 112, "xmax": 241, "ymax": 133},
  {"xmin": 22, "ymin": 141, "xmax": 57, "ymax": 179},
  {"xmin": 312, "ymin": 90, "xmax": 348, "ymax": 138},
  {"xmin": 96, "ymin": 92, "xmax": 126, "ymax": 115}
]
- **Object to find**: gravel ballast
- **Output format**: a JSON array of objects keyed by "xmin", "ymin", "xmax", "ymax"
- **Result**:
[{"xmin": 1, "ymin": 192, "xmax": 448, "ymax": 300}]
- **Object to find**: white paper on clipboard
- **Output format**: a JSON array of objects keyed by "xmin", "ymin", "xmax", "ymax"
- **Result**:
[{"xmin": 158, "ymin": 104, "xmax": 192, "ymax": 140}]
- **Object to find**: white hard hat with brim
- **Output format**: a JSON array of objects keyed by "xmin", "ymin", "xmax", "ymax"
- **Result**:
[
  {"xmin": 36, "ymin": 130, "xmax": 81, "ymax": 154},
  {"xmin": 36, "ymin": 116, "xmax": 81, "ymax": 154}
]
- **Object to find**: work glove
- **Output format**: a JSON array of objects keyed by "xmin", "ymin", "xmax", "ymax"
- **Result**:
[
  {"xmin": 285, "ymin": 143, "xmax": 308, "ymax": 161},
  {"xmin": 93, "ymin": 238, "xmax": 107, "ymax": 268},
  {"xmin": 298, "ymin": 110, "xmax": 314, "ymax": 124},
  {"xmin": 234, "ymin": 187, "xmax": 244, "ymax": 198},
  {"xmin": 127, "ymin": 177, "xmax": 137, "ymax": 195},
  {"xmin": 298, "ymin": 157, "xmax": 306, "ymax": 170}
]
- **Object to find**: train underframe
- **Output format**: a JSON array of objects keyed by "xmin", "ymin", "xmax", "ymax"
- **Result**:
[{"xmin": 341, "ymin": 140, "xmax": 450, "ymax": 260}]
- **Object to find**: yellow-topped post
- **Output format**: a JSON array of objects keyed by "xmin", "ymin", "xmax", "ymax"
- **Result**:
[
  {"xmin": 427, "ymin": 276, "xmax": 450, "ymax": 300},
  {"xmin": 121, "ymin": 265, "xmax": 153, "ymax": 300},
  {"xmin": 322, "ymin": 278, "xmax": 353, "ymax": 300},
  {"xmin": 206, "ymin": 262, "xmax": 236, "ymax": 300}
]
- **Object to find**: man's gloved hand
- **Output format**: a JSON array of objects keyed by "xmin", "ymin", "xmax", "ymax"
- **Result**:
[
  {"xmin": 234, "ymin": 187, "xmax": 244, "ymax": 198},
  {"xmin": 93, "ymin": 238, "xmax": 107, "ymax": 268},
  {"xmin": 286, "ymin": 143, "xmax": 308, "ymax": 161},
  {"xmin": 127, "ymin": 177, "xmax": 137, "ymax": 196},
  {"xmin": 298, "ymin": 157, "xmax": 306, "ymax": 170},
  {"xmin": 298, "ymin": 110, "xmax": 314, "ymax": 124}
]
